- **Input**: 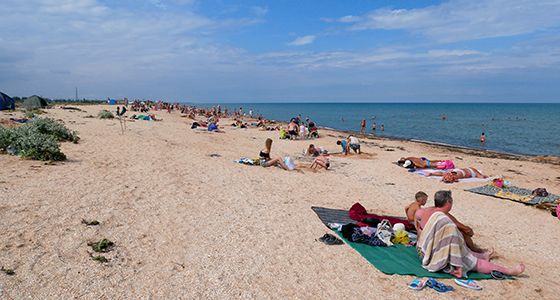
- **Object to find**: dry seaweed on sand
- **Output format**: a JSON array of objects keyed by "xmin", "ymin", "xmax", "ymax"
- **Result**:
[
  {"xmin": 91, "ymin": 255, "xmax": 109, "ymax": 263},
  {"xmin": 1, "ymin": 266, "xmax": 15, "ymax": 275},
  {"xmin": 81, "ymin": 219, "xmax": 100, "ymax": 226},
  {"xmin": 88, "ymin": 239, "xmax": 114, "ymax": 253}
]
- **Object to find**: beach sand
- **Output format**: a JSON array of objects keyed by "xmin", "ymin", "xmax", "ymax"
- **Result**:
[{"xmin": 1, "ymin": 105, "xmax": 559, "ymax": 299}]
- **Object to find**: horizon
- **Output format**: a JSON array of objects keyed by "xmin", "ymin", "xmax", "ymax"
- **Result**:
[{"xmin": 2, "ymin": 0, "xmax": 560, "ymax": 103}]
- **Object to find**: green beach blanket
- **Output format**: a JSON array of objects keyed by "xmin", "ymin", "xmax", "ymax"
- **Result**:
[{"xmin": 311, "ymin": 206, "xmax": 493, "ymax": 279}]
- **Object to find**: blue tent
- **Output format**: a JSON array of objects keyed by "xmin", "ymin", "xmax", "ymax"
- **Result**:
[
  {"xmin": 0, "ymin": 92, "xmax": 15, "ymax": 110},
  {"xmin": 1, "ymin": 92, "xmax": 15, "ymax": 110},
  {"xmin": 108, "ymin": 99, "xmax": 116, "ymax": 105}
]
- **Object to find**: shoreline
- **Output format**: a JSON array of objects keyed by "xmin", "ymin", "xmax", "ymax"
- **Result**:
[{"xmin": 1, "ymin": 104, "xmax": 559, "ymax": 298}]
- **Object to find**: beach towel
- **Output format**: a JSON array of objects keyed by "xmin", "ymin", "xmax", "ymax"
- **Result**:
[
  {"xmin": 412, "ymin": 169, "xmax": 490, "ymax": 183},
  {"xmin": 467, "ymin": 185, "xmax": 560, "ymax": 206},
  {"xmin": 417, "ymin": 211, "xmax": 477, "ymax": 274},
  {"xmin": 311, "ymin": 206, "xmax": 492, "ymax": 279},
  {"xmin": 349, "ymin": 202, "xmax": 414, "ymax": 231}
]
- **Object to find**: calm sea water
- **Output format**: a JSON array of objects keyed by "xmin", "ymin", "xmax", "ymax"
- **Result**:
[{"xmin": 201, "ymin": 103, "xmax": 560, "ymax": 156}]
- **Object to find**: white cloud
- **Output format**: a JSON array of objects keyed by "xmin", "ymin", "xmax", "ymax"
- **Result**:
[
  {"xmin": 251, "ymin": 6, "xmax": 268, "ymax": 17},
  {"xmin": 322, "ymin": 15, "xmax": 361, "ymax": 23},
  {"xmin": 347, "ymin": 0, "xmax": 560, "ymax": 42},
  {"xmin": 288, "ymin": 35, "xmax": 316, "ymax": 46}
]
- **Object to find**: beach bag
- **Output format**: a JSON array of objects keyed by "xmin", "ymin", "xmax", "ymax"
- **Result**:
[
  {"xmin": 375, "ymin": 220, "xmax": 394, "ymax": 246},
  {"xmin": 532, "ymin": 188, "xmax": 549, "ymax": 197},
  {"xmin": 284, "ymin": 156, "xmax": 295, "ymax": 170}
]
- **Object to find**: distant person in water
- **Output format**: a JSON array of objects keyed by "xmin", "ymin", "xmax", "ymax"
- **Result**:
[
  {"xmin": 381, "ymin": 124, "xmax": 384, "ymax": 131},
  {"xmin": 360, "ymin": 119, "xmax": 366, "ymax": 134},
  {"xmin": 371, "ymin": 122, "xmax": 376, "ymax": 132},
  {"xmin": 480, "ymin": 132, "xmax": 486, "ymax": 144}
]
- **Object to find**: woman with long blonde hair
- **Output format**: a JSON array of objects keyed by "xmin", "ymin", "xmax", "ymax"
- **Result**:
[{"xmin": 259, "ymin": 138, "xmax": 289, "ymax": 170}]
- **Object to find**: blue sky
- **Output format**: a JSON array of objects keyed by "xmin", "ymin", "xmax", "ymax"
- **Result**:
[{"xmin": 1, "ymin": 0, "xmax": 559, "ymax": 102}]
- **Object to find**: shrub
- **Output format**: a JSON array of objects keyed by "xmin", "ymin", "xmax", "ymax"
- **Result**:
[
  {"xmin": 28, "ymin": 117, "xmax": 80, "ymax": 143},
  {"xmin": 98, "ymin": 110, "xmax": 114, "ymax": 119},
  {"xmin": 11, "ymin": 126, "xmax": 66, "ymax": 161},
  {"xmin": 0, "ymin": 126, "xmax": 17, "ymax": 151},
  {"xmin": 0, "ymin": 117, "xmax": 78, "ymax": 161}
]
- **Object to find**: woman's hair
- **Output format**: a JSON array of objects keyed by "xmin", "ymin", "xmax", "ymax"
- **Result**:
[{"xmin": 265, "ymin": 138, "xmax": 273, "ymax": 151}]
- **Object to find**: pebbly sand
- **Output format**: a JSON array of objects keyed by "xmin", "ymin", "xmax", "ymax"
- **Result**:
[{"xmin": 1, "ymin": 105, "xmax": 559, "ymax": 299}]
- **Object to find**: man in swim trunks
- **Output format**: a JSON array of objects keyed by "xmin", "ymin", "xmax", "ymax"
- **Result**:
[{"xmin": 348, "ymin": 135, "xmax": 361, "ymax": 154}]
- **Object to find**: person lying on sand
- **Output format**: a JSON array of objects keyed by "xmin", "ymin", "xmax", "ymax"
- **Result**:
[
  {"xmin": 426, "ymin": 167, "xmax": 488, "ymax": 183},
  {"xmin": 397, "ymin": 157, "xmax": 454, "ymax": 169},
  {"xmin": 415, "ymin": 190, "xmax": 524, "ymax": 278},
  {"xmin": 310, "ymin": 155, "xmax": 330, "ymax": 170},
  {"xmin": 259, "ymin": 138, "xmax": 289, "ymax": 170}
]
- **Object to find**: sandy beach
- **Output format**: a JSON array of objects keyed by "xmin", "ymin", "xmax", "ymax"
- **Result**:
[{"xmin": 1, "ymin": 105, "xmax": 559, "ymax": 299}]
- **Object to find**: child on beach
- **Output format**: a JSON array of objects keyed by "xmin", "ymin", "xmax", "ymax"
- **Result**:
[
  {"xmin": 336, "ymin": 139, "xmax": 348, "ymax": 154},
  {"xmin": 405, "ymin": 191, "xmax": 428, "ymax": 223}
]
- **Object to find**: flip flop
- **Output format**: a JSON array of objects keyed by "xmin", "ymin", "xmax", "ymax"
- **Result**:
[
  {"xmin": 454, "ymin": 279, "xmax": 482, "ymax": 290},
  {"xmin": 408, "ymin": 279, "xmax": 426, "ymax": 291},
  {"xmin": 318, "ymin": 234, "xmax": 343, "ymax": 245},
  {"xmin": 491, "ymin": 270, "xmax": 506, "ymax": 280},
  {"xmin": 426, "ymin": 278, "xmax": 454, "ymax": 293}
]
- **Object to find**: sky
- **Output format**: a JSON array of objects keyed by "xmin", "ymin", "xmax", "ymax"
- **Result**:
[{"xmin": 1, "ymin": 0, "xmax": 560, "ymax": 102}]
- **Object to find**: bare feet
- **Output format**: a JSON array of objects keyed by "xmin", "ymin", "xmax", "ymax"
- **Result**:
[
  {"xmin": 507, "ymin": 263, "xmax": 525, "ymax": 276},
  {"xmin": 450, "ymin": 267, "xmax": 464, "ymax": 278}
]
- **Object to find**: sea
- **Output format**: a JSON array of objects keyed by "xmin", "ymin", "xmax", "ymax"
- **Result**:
[{"xmin": 199, "ymin": 103, "xmax": 560, "ymax": 157}]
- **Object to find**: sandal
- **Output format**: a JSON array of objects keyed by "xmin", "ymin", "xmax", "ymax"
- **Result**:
[
  {"xmin": 491, "ymin": 270, "xmax": 506, "ymax": 280},
  {"xmin": 426, "ymin": 278, "xmax": 454, "ymax": 293},
  {"xmin": 408, "ymin": 279, "xmax": 426, "ymax": 291},
  {"xmin": 318, "ymin": 233, "xmax": 343, "ymax": 245},
  {"xmin": 454, "ymin": 279, "xmax": 482, "ymax": 290}
]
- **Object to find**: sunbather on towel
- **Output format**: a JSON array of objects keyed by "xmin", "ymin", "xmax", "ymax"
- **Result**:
[
  {"xmin": 259, "ymin": 138, "xmax": 289, "ymax": 170},
  {"xmin": 398, "ymin": 157, "xmax": 454, "ymax": 169},
  {"xmin": 425, "ymin": 167, "xmax": 488, "ymax": 183},
  {"xmin": 415, "ymin": 190, "xmax": 525, "ymax": 278}
]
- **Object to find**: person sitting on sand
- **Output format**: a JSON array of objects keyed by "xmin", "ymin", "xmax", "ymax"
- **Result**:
[
  {"xmin": 405, "ymin": 191, "xmax": 428, "ymax": 223},
  {"xmin": 347, "ymin": 135, "xmax": 361, "ymax": 154},
  {"xmin": 306, "ymin": 144, "xmax": 320, "ymax": 157},
  {"xmin": 426, "ymin": 167, "xmax": 488, "ymax": 183},
  {"xmin": 336, "ymin": 139, "xmax": 348, "ymax": 154},
  {"xmin": 259, "ymin": 138, "xmax": 289, "ymax": 170},
  {"xmin": 415, "ymin": 190, "xmax": 524, "ymax": 278},
  {"xmin": 311, "ymin": 155, "xmax": 330, "ymax": 170},
  {"xmin": 397, "ymin": 157, "xmax": 454, "ymax": 170},
  {"xmin": 287, "ymin": 121, "xmax": 298, "ymax": 140}
]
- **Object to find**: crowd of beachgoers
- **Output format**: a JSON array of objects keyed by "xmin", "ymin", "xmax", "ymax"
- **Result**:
[{"xmin": 2, "ymin": 100, "xmax": 559, "ymax": 298}]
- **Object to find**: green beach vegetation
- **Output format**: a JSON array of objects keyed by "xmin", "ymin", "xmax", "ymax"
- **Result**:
[{"xmin": 0, "ymin": 117, "xmax": 79, "ymax": 161}]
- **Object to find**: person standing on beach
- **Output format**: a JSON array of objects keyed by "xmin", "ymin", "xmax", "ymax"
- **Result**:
[
  {"xmin": 249, "ymin": 109, "xmax": 253, "ymax": 118},
  {"xmin": 480, "ymin": 132, "xmax": 486, "ymax": 144},
  {"xmin": 360, "ymin": 119, "xmax": 366, "ymax": 134}
]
